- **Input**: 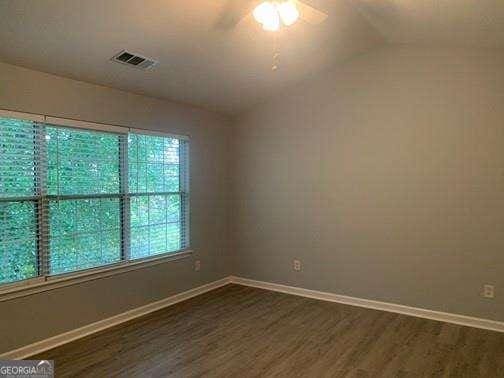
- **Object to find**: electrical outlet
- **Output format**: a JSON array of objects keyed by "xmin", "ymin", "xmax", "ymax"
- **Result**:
[
  {"xmin": 483, "ymin": 284, "xmax": 495, "ymax": 298},
  {"xmin": 293, "ymin": 259, "xmax": 301, "ymax": 272},
  {"xmin": 194, "ymin": 260, "xmax": 201, "ymax": 272}
]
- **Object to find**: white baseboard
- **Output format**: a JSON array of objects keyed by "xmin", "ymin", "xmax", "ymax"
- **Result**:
[
  {"xmin": 1, "ymin": 277, "xmax": 232, "ymax": 360},
  {"xmin": 4, "ymin": 275, "xmax": 503, "ymax": 360},
  {"xmin": 229, "ymin": 276, "xmax": 504, "ymax": 333}
]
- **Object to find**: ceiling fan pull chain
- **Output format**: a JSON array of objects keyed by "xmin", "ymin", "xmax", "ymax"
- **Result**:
[
  {"xmin": 272, "ymin": 51, "xmax": 280, "ymax": 71},
  {"xmin": 272, "ymin": 33, "xmax": 281, "ymax": 71}
]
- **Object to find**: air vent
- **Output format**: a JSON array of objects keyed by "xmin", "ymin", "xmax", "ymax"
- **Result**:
[{"xmin": 112, "ymin": 50, "xmax": 158, "ymax": 70}]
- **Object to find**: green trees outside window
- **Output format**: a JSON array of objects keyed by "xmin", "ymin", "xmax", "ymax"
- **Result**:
[
  {"xmin": 128, "ymin": 134, "xmax": 183, "ymax": 259},
  {"xmin": 0, "ymin": 116, "xmax": 189, "ymax": 285},
  {"xmin": 0, "ymin": 118, "xmax": 38, "ymax": 283}
]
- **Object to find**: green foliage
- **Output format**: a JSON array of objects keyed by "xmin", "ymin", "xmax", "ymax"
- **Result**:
[
  {"xmin": 0, "ymin": 118, "xmax": 36, "ymax": 196},
  {"xmin": 47, "ymin": 127, "xmax": 120, "ymax": 195},
  {"xmin": 0, "ymin": 119, "xmax": 184, "ymax": 285},
  {"xmin": 50, "ymin": 198, "xmax": 121, "ymax": 274},
  {"xmin": 128, "ymin": 134, "xmax": 181, "ymax": 259},
  {"xmin": 128, "ymin": 134, "xmax": 179, "ymax": 193},
  {"xmin": 0, "ymin": 118, "xmax": 38, "ymax": 284},
  {"xmin": 47, "ymin": 127, "xmax": 122, "ymax": 274},
  {"xmin": 0, "ymin": 201, "xmax": 37, "ymax": 284},
  {"xmin": 130, "ymin": 194, "xmax": 181, "ymax": 259}
]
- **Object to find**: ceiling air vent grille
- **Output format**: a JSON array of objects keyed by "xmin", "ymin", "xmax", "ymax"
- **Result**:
[{"xmin": 112, "ymin": 50, "xmax": 158, "ymax": 70}]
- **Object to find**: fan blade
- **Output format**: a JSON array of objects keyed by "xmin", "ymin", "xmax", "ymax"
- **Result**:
[
  {"xmin": 295, "ymin": 0, "xmax": 328, "ymax": 25},
  {"xmin": 214, "ymin": 0, "xmax": 258, "ymax": 30}
]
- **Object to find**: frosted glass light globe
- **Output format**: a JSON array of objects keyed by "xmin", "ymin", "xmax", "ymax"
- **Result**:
[{"xmin": 277, "ymin": 1, "xmax": 299, "ymax": 26}]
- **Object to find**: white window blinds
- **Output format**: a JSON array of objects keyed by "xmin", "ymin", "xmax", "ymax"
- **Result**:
[
  {"xmin": 128, "ymin": 133, "xmax": 189, "ymax": 260},
  {"xmin": 45, "ymin": 125, "xmax": 123, "ymax": 275},
  {"xmin": 0, "ymin": 113, "xmax": 189, "ymax": 286},
  {"xmin": 0, "ymin": 117, "xmax": 40, "ymax": 284}
]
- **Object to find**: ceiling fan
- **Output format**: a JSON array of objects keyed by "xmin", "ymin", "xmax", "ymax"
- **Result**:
[{"xmin": 215, "ymin": 0, "xmax": 328, "ymax": 32}]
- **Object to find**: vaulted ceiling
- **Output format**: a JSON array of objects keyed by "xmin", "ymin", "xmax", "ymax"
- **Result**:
[
  {"xmin": 0, "ymin": 1, "xmax": 502, "ymax": 116},
  {"xmin": 353, "ymin": 0, "xmax": 504, "ymax": 48}
]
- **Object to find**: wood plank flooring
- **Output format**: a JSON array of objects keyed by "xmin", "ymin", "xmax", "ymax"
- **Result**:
[{"xmin": 34, "ymin": 284, "xmax": 504, "ymax": 377}]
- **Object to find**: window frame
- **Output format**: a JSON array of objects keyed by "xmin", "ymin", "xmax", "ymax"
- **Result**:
[{"xmin": 0, "ymin": 109, "xmax": 191, "ymax": 299}]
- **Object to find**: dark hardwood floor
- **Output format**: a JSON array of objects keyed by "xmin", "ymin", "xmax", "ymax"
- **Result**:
[{"xmin": 34, "ymin": 284, "xmax": 504, "ymax": 377}]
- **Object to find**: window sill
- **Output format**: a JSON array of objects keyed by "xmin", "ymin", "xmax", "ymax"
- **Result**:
[{"xmin": 0, "ymin": 250, "xmax": 193, "ymax": 302}]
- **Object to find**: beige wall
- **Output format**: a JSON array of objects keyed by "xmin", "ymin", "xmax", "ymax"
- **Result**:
[
  {"xmin": 0, "ymin": 61, "xmax": 232, "ymax": 353},
  {"xmin": 232, "ymin": 46, "xmax": 504, "ymax": 322}
]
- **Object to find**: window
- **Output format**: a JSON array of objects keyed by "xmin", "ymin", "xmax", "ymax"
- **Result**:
[
  {"xmin": 0, "ymin": 112, "xmax": 189, "ymax": 286},
  {"xmin": 128, "ymin": 134, "xmax": 188, "ymax": 259}
]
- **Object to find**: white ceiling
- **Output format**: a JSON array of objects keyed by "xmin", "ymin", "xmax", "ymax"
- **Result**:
[
  {"xmin": 352, "ymin": 0, "xmax": 504, "ymax": 48},
  {"xmin": 0, "ymin": 1, "xmax": 503, "ymax": 116},
  {"xmin": 0, "ymin": 0, "xmax": 382, "ymax": 115}
]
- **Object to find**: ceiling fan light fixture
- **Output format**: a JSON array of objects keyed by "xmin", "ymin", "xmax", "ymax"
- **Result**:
[
  {"xmin": 253, "ymin": 2, "xmax": 276, "ymax": 24},
  {"xmin": 277, "ymin": 1, "xmax": 299, "ymax": 26},
  {"xmin": 253, "ymin": 1, "xmax": 299, "ymax": 31},
  {"xmin": 262, "ymin": 10, "xmax": 280, "ymax": 31}
]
